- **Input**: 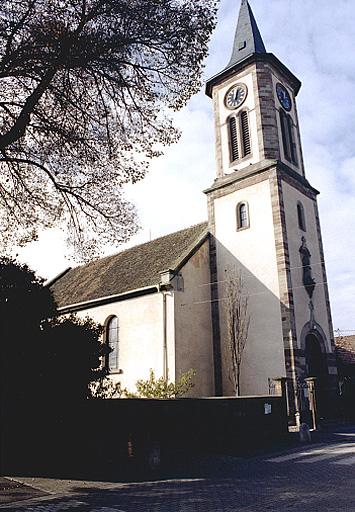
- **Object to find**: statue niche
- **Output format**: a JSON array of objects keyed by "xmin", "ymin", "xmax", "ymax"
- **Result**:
[{"xmin": 299, "ymin": 237, "xmax": 316, "ymax": 298}]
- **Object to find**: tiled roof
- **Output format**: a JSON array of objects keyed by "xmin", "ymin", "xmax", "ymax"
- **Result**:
[
  {"xmin": 335, "ymin": 335, "xmax": 355, "ymax": 366},
  {"xmin": 51, "ymin": 222, "xmax": 208, "ymax": 309}
]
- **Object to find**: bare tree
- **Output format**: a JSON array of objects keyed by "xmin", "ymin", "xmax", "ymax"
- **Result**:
[
  {"xmin": 0, "ymin": 0, "xmax": 218, "ymax": 260},
  {"xmin": 225, "ymin": 271, "xmax": 250, "ymax": 396}
]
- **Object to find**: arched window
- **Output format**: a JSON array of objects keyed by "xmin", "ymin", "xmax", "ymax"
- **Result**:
[
  {"xmin": 280, "ymin": 110, "xmax": 298, "ymax": 166},
  {"xmin": 236, "ymin": 202, "xmax": 250, "ymax": 230},
  {"xmin": 297, "ymin": 202, "xmax": 306, "ymax": 231},
  {"xmin": 106, "ymin": 316, "xmax": 119, "ymax": 372},
  {"xmin": 229, "ymin": 110, "xmax": 252, "ymax": 163}
]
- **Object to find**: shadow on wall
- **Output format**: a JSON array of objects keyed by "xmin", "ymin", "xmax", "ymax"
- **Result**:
[
  {"xmin": 213, "ymin": 237, "xmax": 290, "ymax": 397},
  {"xmin": 209, "ymin": 236, "xmax": 338, "ymax": 419}
]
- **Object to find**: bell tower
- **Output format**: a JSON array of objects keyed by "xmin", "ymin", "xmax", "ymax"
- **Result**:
[
  {"xmin": 206, "ymin": 0, "xmax": 305, "ymax": 179},
  {"xmin": 205, "ymin": 0, "xmax": 337, "ymax": 422}
]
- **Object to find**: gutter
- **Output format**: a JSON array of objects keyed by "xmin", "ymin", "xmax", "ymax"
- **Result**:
[{"xmin": 57, "ymin": 284, "xmax": 160, "ymax": 314}]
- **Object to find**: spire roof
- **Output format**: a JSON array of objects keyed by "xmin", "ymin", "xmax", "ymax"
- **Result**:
[
  {"xmin": 205, "ymin": 0, "xmax": 301, "ymax": 98},
  {"xmin": 226, "ymin": 0, "xmax": 266, "ymax": 69}
]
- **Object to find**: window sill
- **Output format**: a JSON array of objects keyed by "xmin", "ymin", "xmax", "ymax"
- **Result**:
[
  {"xmin": 229, "ymin": 153, "xmax": 253, "ymax": 167},
  {"xmin": 108, "ymin": 369, "xmax": 123, "ymax": 375}
]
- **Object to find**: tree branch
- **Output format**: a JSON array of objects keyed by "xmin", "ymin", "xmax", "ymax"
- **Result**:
[{"xmin": 0, "ymin": 69, "xmax": 56, "ymax": 150}]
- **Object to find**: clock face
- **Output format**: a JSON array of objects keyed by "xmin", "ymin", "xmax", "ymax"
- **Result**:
[
  {"xmin": 225, "ymin": 84, "xmax": 248, "ymax": 110},
  {"xmin": 276, "ymin": 83, "xmax": 292, "ymax": 111}
]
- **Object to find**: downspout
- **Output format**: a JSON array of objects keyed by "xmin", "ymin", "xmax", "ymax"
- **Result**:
[
  {"xmin": 159, "ymin": 270, "xmax": 174, "ymax": 382},
  {"xmin": 162, "ymin": 291, "xmax": 168, "ymax": 381}
]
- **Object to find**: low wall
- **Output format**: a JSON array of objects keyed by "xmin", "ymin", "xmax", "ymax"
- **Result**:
[{"xmin": 2, "ymin": 395, "xmax": 287, "ymax": 478}]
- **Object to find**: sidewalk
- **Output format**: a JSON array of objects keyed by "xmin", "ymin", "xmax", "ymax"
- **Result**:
[
  {"xmin": 0, "ymin": 477, "xmax": 47, "ymax": 506},
  {"xmin": 1, "ymin": 422, "xmax": 355, "ymax": 508}
]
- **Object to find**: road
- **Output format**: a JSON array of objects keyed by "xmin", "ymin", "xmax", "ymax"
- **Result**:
[{"xmin": 1, "ymin": 426, "xmax": 355, "ymax": 512}]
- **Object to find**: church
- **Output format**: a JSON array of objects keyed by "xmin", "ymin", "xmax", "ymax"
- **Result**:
[{"xmin": 51, "ymin": 0, "xmax": 338, "ymax": 420}]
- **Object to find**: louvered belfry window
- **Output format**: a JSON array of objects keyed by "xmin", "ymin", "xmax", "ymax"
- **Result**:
[
  {"xmin": 229, "ymin": 110, "xmax": 251, "ymax": 163},
  {"xmin": 288, "ymin": 115, "xmax": 298, "ymax": 165},
  {"xmin": 280, "ymin": 110, "xmax": 290, "ymax": 160},
  {"xmin": 280, "ymin": 110, "xmax": 298, "ymax": 165},
  {"xmin": 229, "ymin": 116, "xmax": 239, "ymax": 161},
  {"xmin": 240, "ymin": 110, "xmax": 251, "ymax": 157}
]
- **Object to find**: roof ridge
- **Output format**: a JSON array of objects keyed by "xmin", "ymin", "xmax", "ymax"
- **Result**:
[
  {"xmin": 65, "ymin": 221, "xmax": 209, "ymax": 272},
  {"xmin": 126, "ymin": 221, "xmax": 208, "ymax": 251},
  {"xmin": 111, "ymin": 220, "xmax": 207, "ymax": 257}
]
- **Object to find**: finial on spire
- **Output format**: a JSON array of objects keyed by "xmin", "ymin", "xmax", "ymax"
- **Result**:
[{"xmin": 225, "ymin": 0, "xmax": 266, "ymax": 70}]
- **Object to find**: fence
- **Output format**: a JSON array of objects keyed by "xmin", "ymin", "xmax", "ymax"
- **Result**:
[{"xmin": 2, "ymin": 394, "xmax": 288, "ymax": 478}]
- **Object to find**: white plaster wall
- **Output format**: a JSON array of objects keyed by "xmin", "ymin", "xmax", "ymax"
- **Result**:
[
  {"xmin": 213, "ymin": 64, "xmax": 260, "ymax": 176},
  {"xmin": 174, "ymin": 240, "xmax": 215, "ymax": 397},
  {"xmin": 74, "ymin": 292, "xmax": 175, "ymax": 393},
  {"xmin": 282, "ymin": 182, "xmax": 333, "ymax": 352},
  {"xmin": 214, "ymin": 179, "xmax": 286, "ymax": 395}
]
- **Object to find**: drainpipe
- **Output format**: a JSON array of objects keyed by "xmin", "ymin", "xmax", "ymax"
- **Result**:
[
  {"xmin": 159, "ymin": 269, "xmax": 174, "ymax": 381},
  {"xmin": 162, "ymin": 291, "xmax": 168, "ymax": 381}
]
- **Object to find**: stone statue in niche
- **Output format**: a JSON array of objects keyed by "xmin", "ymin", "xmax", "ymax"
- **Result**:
[{"xmin": 299, "ymin": 236, "xmax": 316, "ymax": 298}]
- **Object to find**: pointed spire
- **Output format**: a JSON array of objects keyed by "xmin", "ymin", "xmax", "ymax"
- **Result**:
[
  {"xmin": 226, "ymin": 0, "xmax": 266, "ymax": 69},
  {"xmin": 206, "ymin": 0, "xmax": 301, "ymax": 98}
]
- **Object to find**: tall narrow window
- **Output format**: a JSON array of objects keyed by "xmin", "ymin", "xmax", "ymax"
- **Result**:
[
  {"xmin": 280, "ymin": 110, "xmax": 298, "ymax": 165},
  {"xmin": 297, "ymin": 202, "xmax": 306, "ymax": 231},
  {"xmin": 229, "ymin": 116, "xmax": 239, "ymax": 161},
  {"xmin": 236, "ymin": 202, "xmax": 249, "ymax": 230},
  {"xmin": 280, "ymin": 110, "xmax": 291, "ymax": 161},
  {"xmin": 288, "ymin": 115, "xmax": 298, "ymax": 165},
  {"xmin": 106, "ymin": 316, "xmax": 119, "ymax": 372},
  {"xmin": 229, "ymin": 110, "xmax": 252, "ymax": 163},
  {"xmin": 240, "ymin": 110, "xmax": 251, "ymax": 157}
]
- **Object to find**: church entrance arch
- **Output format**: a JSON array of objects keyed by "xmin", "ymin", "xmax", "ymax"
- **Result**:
[
  {"xmin": 305, "ymin": 333, "xmax": 327, "ymax": 380},
  {"xmin": 301, "ymin": 323, "xmax": 329, "ymax": 418}
]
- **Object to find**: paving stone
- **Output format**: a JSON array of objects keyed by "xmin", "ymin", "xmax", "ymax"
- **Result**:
[
  {"xmin": 2, "ymin": 426, "xmax": 355, "ymax": 512},
  {"xmin": 0, "ymin": 478, "xmax": 47, "ymax": 506}
]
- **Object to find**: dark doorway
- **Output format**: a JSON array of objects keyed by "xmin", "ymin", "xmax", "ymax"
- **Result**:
[{"xmin": 305, "ymin": 333, "xmax": 328, "ymax": 417}]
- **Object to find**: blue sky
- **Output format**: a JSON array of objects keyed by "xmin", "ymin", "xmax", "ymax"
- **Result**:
[{"xmin": 17, "ymin": 0, "xmax": 355, "ymax": 332}]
